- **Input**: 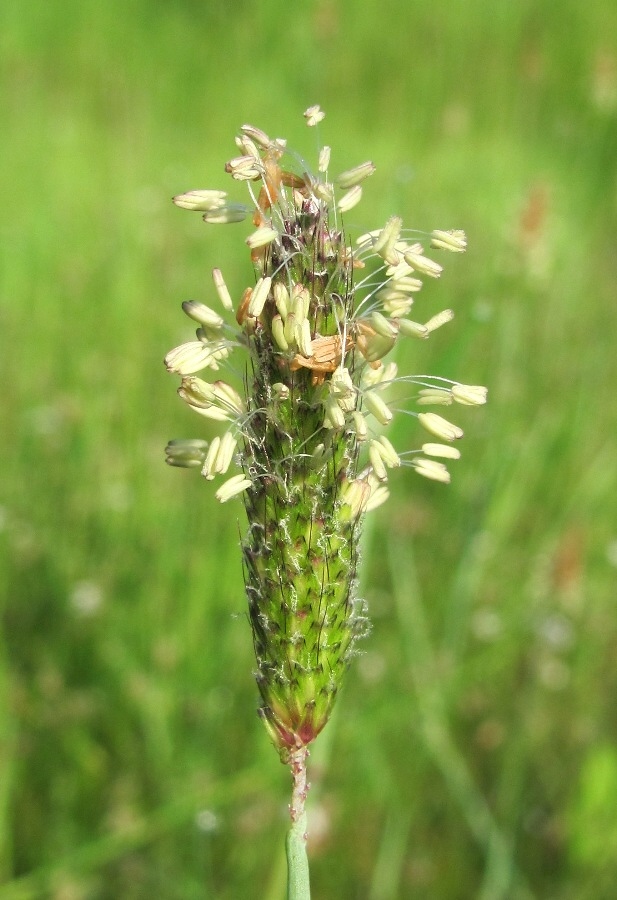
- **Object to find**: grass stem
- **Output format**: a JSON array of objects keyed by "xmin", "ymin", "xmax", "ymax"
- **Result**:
[{"xmin": 286, "ymin": 746, "xmax": 311, "ymax": 899}]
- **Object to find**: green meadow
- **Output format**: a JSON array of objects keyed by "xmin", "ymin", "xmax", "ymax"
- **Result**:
[{"xmin": 2, "ymin": 0, "xmax": 617, "ymax": 896}]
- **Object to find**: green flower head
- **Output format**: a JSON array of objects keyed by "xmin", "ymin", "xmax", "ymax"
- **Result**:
[{"xmin": 165, "ymin": 106, "xmax": 486, "ymax": 760}]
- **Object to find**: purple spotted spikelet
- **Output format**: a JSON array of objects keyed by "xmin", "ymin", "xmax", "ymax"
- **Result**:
[{"xmin": 165, "ymin": 106, "xmax": 487, "ymax": 765}]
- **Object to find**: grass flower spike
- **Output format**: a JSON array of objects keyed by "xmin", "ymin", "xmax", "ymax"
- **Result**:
[{"xmin": 165, "ymin": 105, "xmax": 486, "ymax": 893}]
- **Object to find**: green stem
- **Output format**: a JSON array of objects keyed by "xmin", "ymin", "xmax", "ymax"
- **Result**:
[
  {"xmin": 286, "ymin": 814, "xmax": 310, "ymax": 900},
  {"xmin": 286, "ymin": 747, "xmax": 311, "ymax": 900}
]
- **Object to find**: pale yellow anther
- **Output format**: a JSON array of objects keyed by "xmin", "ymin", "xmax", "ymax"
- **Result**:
[
  {"xmin": 382, "ymin": 297, "xmax": 414, "ymax": 318},
  {"xmin": 412, "ymin": 458, "xmax": 451, "ymax": 483},
  {"xmin": 376, "ymin": 435, "xmax": 400, "ymax": 468},
  {"xmin": 272, "ymin": 315, "xmax": 289, "ymax": 351},
  {"xmin": 203, "ymin": 204, "xmax": 248, "ymax": 224},
  {"xmin": 173, "ymin": 190, "xmax": 227, "ymax": 211},
  {"xmin": 292, "ymin": 286, "xmax": 310, "ymax": 322},
  {"xmin": 341, "ymin": 478, "xmax": 371, "ymax": 517},
  {"xmin": 451, "ymin": 384, "xmax": 488, "ymax": 406},
  {"xmin": 430, "ymin": 229, "xmax": 467, "ymax": 252},
  {"xmin": 202, "ymin": 437, "xmax": 221, "ymax": 480},
  {"xmin": 212, "ymin": 269, "xmax": 234, "ymax": 311},
  {"xmin": 404, "ymin": 251, "xmax": 443, "ymax": 278},
  {"xmin": 386, "ymin": 260, "xmax": 414, "ymax": 279},
  {"xmin": 283, "ymin": 312, "xmax": 297, "ymax": 346},
  {"xmin": 418, "ymin": 412, "xmax": 463, "ymax": 441},
  {"xmin": 318, "ymin": 146, "xmax": 331, "ymax": 173},
  {"xmin": 424, "ymin": 309, "xmax": 454, "ymax": 332},
  {"xmin": 225, "ymin": 155, "xmax": 262, "ymax": 181},
  {"xmin": 369, "ymin": 442, "xmax": 388, "ymax": 481},
  {"xmin": 337, "ymin": 185, "xmax": 363, "ymax": 213},
  {"xmin": 165, "ymin": 341, "xmax": 224, "ymax": 376},
  {"xmin": 350, "ymin": 411, "xmax": 368, "ymax": 441},
  {"xmin": 178, "ymin": 376, "xmax": 216, "ymax": 408},
  {"xmin": 235, "ymin": 134, "xmax": 260, "ymax": 160},
  {"xmin": 330, "ymin": 366, "xmax": 356, "ymax": 412},
  {"xmin": 390, "ymin": 276, "xmax": 423, "ymax": 293},
  {"xmin": 215, "ymin": 474, "xmax": 252, "ymax": 502},
  {"xmin": 365, "ymin": 482, "xmax": 390, "ymax": 511},
  {"xmin": 370, "ymin": 311, "xmax": 396, "ymax": 339},
  {"xmin": 179, "ymin": 376, "xmax": 241, "ymax": 421},
  {"xmin": 182, "ymin": 301, "xmax": 224, "ymax": 330},
  {"xmin": 417, "ymin": 388, "xmax": 453, "ymax": 406},
  {"xmin": 314, "ymin": 181, "xmax": 334, "ymax": 203},
  {"xmin": 397, "ymin": 319, "xmax": 429, "ymax": 339},
  {"xmin": 357, "ymin": 321, "xmax": 396, "ymax": 362},
  {"xmin": 192, "ymin": 405, "xmax": 233, "ymax": 422},
  {"xmin": 240, "ymin": 124, "xmax": 272, "ymax": 148},
  {"xmin": 218, "ymin": 431, "xmax": 238, "ymax": 472},
  {"xmin": 247, "ymin": 276, "xmax": 272, "ymax": 318},
  {"xmin": 324, "ymin": 395, "xmax": 346, "ymax": 430},
  {"xmin": 273, "ymin": 282, "xmax": 290, "ymax": 320},
  {"xmin": 373, "ymin": 216, "xmax": 402, "ymax": 261},
  {"xmin": 304, "ymin": 105, "xmax": 325, "ymax": 126},
  {"xmin": 355, "ymin": 230, "xmax": 380, "ymax": 250},
  {"xmin": 336, "ymin": 161, "xmax": 376, "ymax": 190},
  {"xmin": 363, "ymin": 391, "xmax": 393, "ymax": 425},
  {"xmin": 246, "ymin": 226, "xmax": 278, "ymax": 249},
  {"xmin": 422, "ymin": 443, "xmax": 462, "ymax": 460},
  {"xmin": 296, "ymin": 319, "xmax": 313, "ymax": 357},
  {"xmin": 212, "ymin": 381, "xmax": 245, "ymax": 416}
]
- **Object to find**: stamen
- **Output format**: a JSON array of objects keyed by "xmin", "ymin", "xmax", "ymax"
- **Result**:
[
  {"xmin": 304, "ymin": 105, "xmax": 326, "ymax": 126},
  {"xmin": 451, "ymin": 384, "xmax": 488, "ymax": 405},
  {"xmin": 336, "ymin": 162, "xmax": 376, "ymax": 190},
  {"xmin": 412, "ymin": 457, "xmax": 451, "ymax": 483},
  {"xmin": 173, "ymin": 190, "xmax": 227, "ymax": 211},
  {"xmin": 212, "ymin": 268, "xmax": 234, "ymax": 311},
  {"xmin": 215, "ymin": 474, "xmax": 252, "ymax": 502},
  {"xmin": 418, "ymin": 412, "xmax": 464, "ymax": 441}
]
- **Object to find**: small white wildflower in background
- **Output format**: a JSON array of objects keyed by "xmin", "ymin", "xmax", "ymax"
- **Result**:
[
  {"xmin": 194, "ymin": 809, "xmax": 219, "ymax": 833},
  {"xmin": 70, "ymin": 581, "xmax": 104, "ymax": 617}
]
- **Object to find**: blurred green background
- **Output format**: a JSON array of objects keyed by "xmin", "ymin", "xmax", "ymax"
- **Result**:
[{"xmin": 2, "ymin": 0, "xmax": 617, "ymax": 897}]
